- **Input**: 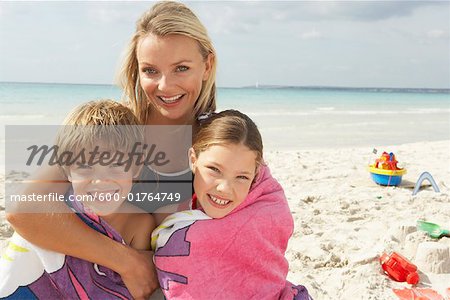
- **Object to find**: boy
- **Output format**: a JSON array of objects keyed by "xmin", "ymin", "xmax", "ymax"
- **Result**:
[{"xmin": 0, "ymin": 100, "xmax": 155, "ymax": 299}]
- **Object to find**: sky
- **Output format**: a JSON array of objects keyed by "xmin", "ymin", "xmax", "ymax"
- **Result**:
[{"xmin": 0, "ymin": 1, "xmax": 449, "ymax": 89}]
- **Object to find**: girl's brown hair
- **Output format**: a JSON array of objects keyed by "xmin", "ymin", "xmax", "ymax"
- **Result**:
[{"xmin": 192, "ymin": 110, "xmax": 263, "ymax": 167}]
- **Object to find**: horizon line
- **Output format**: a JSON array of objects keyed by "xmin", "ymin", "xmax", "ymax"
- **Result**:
[{"xmin": 1, "ymin": 81, "xmax": 449, "ymax": 92}]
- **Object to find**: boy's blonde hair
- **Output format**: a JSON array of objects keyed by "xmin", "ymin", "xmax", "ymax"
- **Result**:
[
  {"xmin": 118, "ymin": 1, "xmax": 217, "ymax": 124},
  {"xmin": 192, "ymin": 110, "xmax": 264, "ymax": 167},
  {"xmin": 55, "ymin": 100, "xmax": 143, "ymax": 172},
  {"xmin": 62, "ymin": 99, "xmax": 141, "ymax": 126}
]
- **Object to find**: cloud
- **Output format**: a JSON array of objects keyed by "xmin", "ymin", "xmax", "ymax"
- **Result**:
[
  {"xmin": 85, "ymin": 3, "xmax": 146, "ymax": 25},
  {"xmin": 426, "ymin": 29, "xmax": 449, "ymax": 39},
  {"xmin": 302, "ymin": 1, "xmax": 436, "ymax": 21},
  {"xmin": 88, "ymin": 7, "xmax": 122, "ymax": 23},
  {"xmin": 191, "ymin": 1, "xmax": 447, "ymax": 37},
  {"xmin": 300, "ymin": 29, "xmax": 323, "ymax": 40},
  {"xmin": 253, "ymin": 2, "xmax": 443, "ymax": 22},
  {"xmin": 193, "ymin": 2, "xmax": 261, "ymax": 35}
]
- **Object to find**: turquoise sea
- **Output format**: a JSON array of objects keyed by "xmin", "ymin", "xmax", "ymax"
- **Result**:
[{"xmin": 1, "ymin": 82, "xmax": 449, "ymax": 151}]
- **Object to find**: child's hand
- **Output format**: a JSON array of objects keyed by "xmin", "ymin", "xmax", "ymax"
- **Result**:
[{"xmin": 120, "ymin": 248, "xmax": 159, "ymax": 299}]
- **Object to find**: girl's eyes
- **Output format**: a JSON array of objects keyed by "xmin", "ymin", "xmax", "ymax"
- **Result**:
[{"xmin": 205, "ymin": 166, "xmax": 250, "ymax": 181}]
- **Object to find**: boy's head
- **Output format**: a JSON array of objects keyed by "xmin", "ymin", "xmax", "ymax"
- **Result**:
[{"xmin": 55, "ymin": 99, "xmax": 143, "ymax": 215}]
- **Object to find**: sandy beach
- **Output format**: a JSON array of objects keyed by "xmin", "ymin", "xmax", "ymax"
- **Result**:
[
  {"xmin": 1, "ymin": 139, "xmax": 449, "ymax": 299},
  {"xmin": 266, "ymin": 140, "xmax": 450, "ymax": 299},
  {"xmin": 1, "ymin": 0, "xmax": 449, "ymax": 297}
]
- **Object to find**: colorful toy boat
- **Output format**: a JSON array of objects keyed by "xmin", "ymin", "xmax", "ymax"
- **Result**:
[{"xmin": 369, "ymin": 152, "xmax": 406, "ymax": 186}]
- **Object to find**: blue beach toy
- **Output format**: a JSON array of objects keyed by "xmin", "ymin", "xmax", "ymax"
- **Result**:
[
  {"xmin": 368, "ymin": 152, "xmax": 406, "ymax": 186},
  {"xmin": 412, "ymin": 172, "xmax": 440, "ymax": 196}
]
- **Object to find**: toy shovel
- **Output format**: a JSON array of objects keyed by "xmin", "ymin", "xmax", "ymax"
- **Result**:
[{"xmin": 417, "ymin": 220, "xmax": 450, "ymax": 239}]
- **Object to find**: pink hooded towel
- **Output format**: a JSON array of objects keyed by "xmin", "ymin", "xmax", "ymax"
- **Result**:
[{"xmin": 153, "ymin": 165, "xmax": 311, "ymax": 299}]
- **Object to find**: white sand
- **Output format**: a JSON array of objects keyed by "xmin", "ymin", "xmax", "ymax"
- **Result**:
[
  {"xmin": 1, "ymin": 140, "xmax": 449, "ymax": 299},
  {"xmin": 264, "ymin": 140, "xmax": 450, "ymax": 299}
]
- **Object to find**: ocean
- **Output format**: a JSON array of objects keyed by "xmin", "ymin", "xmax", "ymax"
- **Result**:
[{"xmin": 1, "ymin": 82, "xmax": 449, "ymax": 152}]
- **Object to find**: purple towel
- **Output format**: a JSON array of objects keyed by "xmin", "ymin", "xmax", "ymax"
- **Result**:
[{"xmin": 0, "ymin": 205, "xmax": 132, "ymax": 299}]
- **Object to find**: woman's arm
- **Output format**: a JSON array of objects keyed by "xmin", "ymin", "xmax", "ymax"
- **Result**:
[{"xmin": 6, "ymin": 166, "xmax": 158, "ymax": 299}]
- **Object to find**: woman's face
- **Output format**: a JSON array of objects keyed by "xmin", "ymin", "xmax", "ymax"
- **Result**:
[{"xmin": 137, "ymin": 34, "xmax": 212, "ymax": 125}]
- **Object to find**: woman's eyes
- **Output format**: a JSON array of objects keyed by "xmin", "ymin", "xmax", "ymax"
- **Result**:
[
  {"xmin": 143, "ymin": 68, "xmax": 157, "ymax": 75},
  {"xmin": 237, "ymin": 175, "xmax": 250, "ymax": 181},
  {"xmin": 176, "ymin": 65, "xmax": 189, "ymax": 72},
  {"xmin": 142, "ymin": 65, "xmax": 189, "ymax": 75}
]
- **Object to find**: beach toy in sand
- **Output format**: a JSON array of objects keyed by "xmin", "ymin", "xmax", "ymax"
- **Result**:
[
  {"xmin": 369, "ymin": 152, "xmax": 406, "ymax": 186},
  {"xmin": 392, "ymin": 288, "xmax": 445, "ymax": 300},
  {"xmin": 380, "ymin": 251, "xmax": 419, "ymax": 284},
  {"xmin": 416, "ymin": 220, "xmax": 450, "ymax": 239},
  {"xmin": 412, "ymin": 172, "xmax": 440, "ymax": 196}
]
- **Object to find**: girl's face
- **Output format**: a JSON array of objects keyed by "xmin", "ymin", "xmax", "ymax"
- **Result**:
[
  {"xmin": 190, "ymin": 143, "xmax": 257, "ymax": 219},
  {"xmin": 137, "ymin": 34, "xmax": 213, "ymax": 125}
]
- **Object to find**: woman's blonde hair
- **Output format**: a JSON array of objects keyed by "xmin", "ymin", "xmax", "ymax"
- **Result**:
[
  {"xmin": 118, "ymin": 1, "xmax": 217, "ymax": 124},
  {"xmin": 192, "ymin": 110, "xmax": 264, "ymax": 167}
]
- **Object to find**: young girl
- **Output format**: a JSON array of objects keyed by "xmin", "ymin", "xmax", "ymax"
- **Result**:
[{"xmin": 152, "ymin": 110, "xmax": 312, "ymax": 299}]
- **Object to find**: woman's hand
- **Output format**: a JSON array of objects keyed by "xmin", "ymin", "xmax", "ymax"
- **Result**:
[{"xmin": 119, "ymin": 248, "xmax": 159, "ymax": 299}]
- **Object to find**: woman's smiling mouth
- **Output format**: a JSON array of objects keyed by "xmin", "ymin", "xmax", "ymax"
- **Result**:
[{"xmin": 158, "ymin": 94, "xmax": 185, "ymax": 104}]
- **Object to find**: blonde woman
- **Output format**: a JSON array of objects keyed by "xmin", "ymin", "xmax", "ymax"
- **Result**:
[{"xmin": 7, "ymin": 2, "xmax": 216, "ymax": 299}]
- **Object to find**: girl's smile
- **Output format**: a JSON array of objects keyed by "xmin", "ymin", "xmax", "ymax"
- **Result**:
[{"xmin": 206, "ymin": 193, "xmax": 233, "ymax": 209}]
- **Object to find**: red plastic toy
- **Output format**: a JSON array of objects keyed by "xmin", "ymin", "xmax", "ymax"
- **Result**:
[
  {"xmin": 393, "ymin": 288, "xmax": 445, "ymax": 300},
  {"xmin": 380, "ymin": 252, "xmax": 419, "ymax": 284},
  {"xmin": 375, "ymin": 152, "xmax": 402, "ymax": 170}
]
